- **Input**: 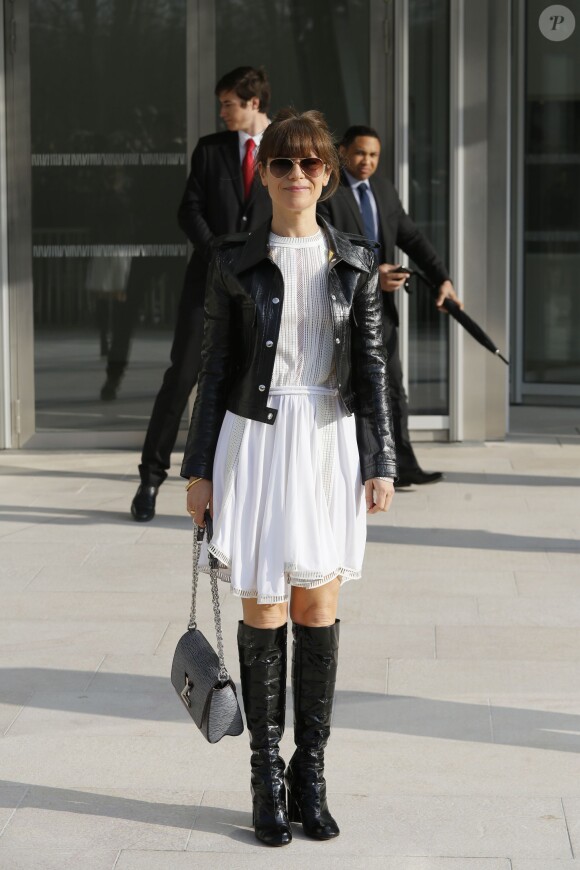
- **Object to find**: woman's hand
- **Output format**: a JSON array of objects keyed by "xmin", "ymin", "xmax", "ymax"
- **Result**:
[
  {"xmin": 365, "ymin": 478, "xmax": 395, "ymax": 514},
  {"xmin": 186, "ymin": 478, "xmax": 213, "ymax": 526}
]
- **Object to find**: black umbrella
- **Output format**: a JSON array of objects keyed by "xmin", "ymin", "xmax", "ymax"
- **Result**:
[{"xmin": 401, "ymin": 269, "xmax": 509, "ymax": 366}]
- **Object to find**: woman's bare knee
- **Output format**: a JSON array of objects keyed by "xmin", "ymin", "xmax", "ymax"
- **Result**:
[
  {"xmin": 242, "ymin": 598, "xmax": 288, "ymax": 629},
  {"xmin": 290, "ymin": 578, "xmax": 340, "ymax": 626}
]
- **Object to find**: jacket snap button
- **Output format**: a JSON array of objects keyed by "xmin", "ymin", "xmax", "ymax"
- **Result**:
[
  {"xmin": 335, "ymin": 337, "xmax": 341, "ymax": 344},
  {"xmin": 272, "ymin": 297, "xmax": 280, "ymax": 304},
  {"xmin": 266, "ymin": 340, "xmax": 273, "ymax": 348},
  {"xmin": 331, "ymin": 294, "xmax": 337, "ymax": 300},
  {"xmin": 267, "ymin": 412, "xmax": 273, "ymax": 420},
  {"xmin": 258, "ymin": 384, "xmax": 266, "ymax": 392}
]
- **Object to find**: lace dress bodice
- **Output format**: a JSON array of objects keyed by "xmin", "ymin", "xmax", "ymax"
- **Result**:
[{"xmin": 268, "ymin": 230, "xmax": 336, "ymax": 389}]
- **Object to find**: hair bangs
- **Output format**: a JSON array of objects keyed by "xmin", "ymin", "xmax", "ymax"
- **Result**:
[{"xmin": 257, "ymin": 108, "xmax": 340, "ymax": 200}]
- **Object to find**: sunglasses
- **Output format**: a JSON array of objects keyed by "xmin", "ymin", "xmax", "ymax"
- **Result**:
[{"xmin": 267, "ymin": 157, "xmax": 326, "ymax": 179}]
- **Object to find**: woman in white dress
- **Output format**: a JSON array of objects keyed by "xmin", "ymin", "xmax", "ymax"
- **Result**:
[{"xmin": 183, "ymin": 109, "xmax": 396, "ymax": 847}]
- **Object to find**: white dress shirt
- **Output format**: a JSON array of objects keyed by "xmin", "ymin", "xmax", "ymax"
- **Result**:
[{"xmin": 238, "ymin": 130, "xmax": 265, "ymax": 164}]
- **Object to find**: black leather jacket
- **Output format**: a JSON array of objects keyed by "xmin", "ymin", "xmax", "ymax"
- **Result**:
[{"xmin": 181, "ymin": 218, "xmax": 397, "ymax": 482}]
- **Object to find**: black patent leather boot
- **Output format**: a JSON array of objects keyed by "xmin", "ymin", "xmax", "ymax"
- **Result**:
[
  {"xmin": 285, "ymin": 621, "xmax": 340, "ymax": 840},
  {"xmin": 237, "ymin": 622, "xmax": 292, "ymax": 847}
]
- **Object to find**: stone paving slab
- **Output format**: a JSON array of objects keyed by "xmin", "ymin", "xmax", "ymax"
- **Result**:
[
  {"xmin": 0, "ymin": 850, "xmax": 120, "ymax": 870},
  {"xmin": 436, "ymin": 626, "xmax": 580, "ymax": 661},
  {"xmin": 0, "ymin": 620, "xmax": 170, "ymax": 656},
  {"xmin": 515, "ymin": 571, "xmax": 580, "ymax": 597},
  {"xmin": 489, "ymin": 697, "xmax": 580, "ymax": 753},
  {"xmin": 116, "ymin": 855, "xmax": 511, "ymax": 870},
  {"xmin": 325, "ymin": 730, "xmax": 580, "ymax": 797},
  {"xmin": 360, "ymin": 564, "xmax": 519, "ymax": 597},
  {"xmin": 336, "ymin": 592, "xmax": 481, "ymax": 625},
  {"xmin": 0, "ymin": 785, "xmax": 28, "ymax": 836},
  {"xmin": 0, "ymin": 591, "xmax": 192, "ymax": 621},
  {"xmin": 388, "ymin": 659, "xmax": 580, "ymax": 698},
  {"xmin": 478, "ymin": 597, "xmax": 580, "ymax": 627},
  {"xmin": 0, "ymin": 787, "xmax": 199, "ymax": 852},
  {"xmin": 182, "ymin": 792, "xmax": 572, "ymax": 858},
  {"xmin": 511, "ymin": 863, "xmax": 580, "ymax": 869}
]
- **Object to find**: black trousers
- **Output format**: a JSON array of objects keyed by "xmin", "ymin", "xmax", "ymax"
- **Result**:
[
  {"xmin": 138, "ymin": 278, "xmax": 205, "ymax": 487},
  {"xmin": 382, "ymin": 314, "xmax": 420, "ymax": 474}
]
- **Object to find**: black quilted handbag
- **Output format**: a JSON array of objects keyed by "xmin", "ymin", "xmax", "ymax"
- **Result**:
[{"xmin": 171, "ymin": 512, "xmax": 244, "ymax": 743}]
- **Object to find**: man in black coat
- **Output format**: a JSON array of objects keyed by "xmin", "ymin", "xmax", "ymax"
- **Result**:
[
  {"xmin": 318, "ymin": 125, "xmax": 462, "ymax": 487},
  {"xmin": 131, "ymin": 67, "xmax": 272, "ymax": 521}
]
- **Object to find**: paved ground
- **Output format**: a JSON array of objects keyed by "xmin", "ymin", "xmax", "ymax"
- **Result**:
[{"xmin": 1, "ymin": 409, "xmax": 579, "ymax": 869}]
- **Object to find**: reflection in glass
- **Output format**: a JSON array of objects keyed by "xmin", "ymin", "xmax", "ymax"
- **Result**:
[
  {"xmin": 407, "ymin": 0, "xmax": 450, "ymax": 415},
  {"xmin": 215, "ymin": 0, "xmax": 370, "ymax": 134},
  {"xmin": 31, "ymin": 1, "xmax": 186, "ymax": 430},
  {"xmin": 523, "ymin": 0, "xmax": 580, "ymax": 386}
]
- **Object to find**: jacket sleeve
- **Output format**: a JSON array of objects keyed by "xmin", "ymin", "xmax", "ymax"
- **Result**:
[
  {"xmin": 181, "ymin": 253, "xmax": 232, "ymax": 480},
  {"xmin": 351, "ymin": 256, "xmax": 398, "ymax": 481},
  {"xmin": 394, "ymin": 195, "xmax": 451, "ymax": 287},
  {"xmin": 177, "ymin": 143, "xmax": 216, "ymax": 262}
]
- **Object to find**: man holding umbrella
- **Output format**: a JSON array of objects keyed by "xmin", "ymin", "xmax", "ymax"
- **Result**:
[{"xmin": 318, "ymin": 125, "xmax": 463, "ymax": 488}]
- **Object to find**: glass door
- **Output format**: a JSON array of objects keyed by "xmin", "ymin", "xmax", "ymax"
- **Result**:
[
  {"xmin": 407, "ymin": 0, "xmax": 450, "ymax": 419},
  {"xmin": 30, "ymin": 1, "xmax": 188, "ymax": 434},
  {"xmin": 516, "ymin": 0, "xmax": 580, "ymax": 401},
  {"xmin": 214, "ymin": 0, "xmax": 374, "ymax": 132}
]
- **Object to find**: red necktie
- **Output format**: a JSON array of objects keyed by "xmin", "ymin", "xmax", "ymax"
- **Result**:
[{"xmin": 242, "ymin": 138, "xmax": 256, "ymax": 200}]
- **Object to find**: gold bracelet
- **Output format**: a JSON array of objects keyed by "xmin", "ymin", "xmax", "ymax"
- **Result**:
[{"xmin": 185, "ymin": 477, "xmax": 202, "ymax": 491}]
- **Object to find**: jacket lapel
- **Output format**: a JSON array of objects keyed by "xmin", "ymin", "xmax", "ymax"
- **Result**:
[
  {"xmin": 340, "ymin": 172, "xmax": 365, "ymax": 235},
  {"xmin": 320, "ymin": 217, "xmax": 374, "ymax": 273},
  {"xmin": 370, "ymin": 176, "xmax": 389, "ymax": 250},
  {"xmin": 232, "ymin": 219, "xmax": 272, "ymax": 274},
  {"xmin": 244, "ymin": 172, "xmax": 263, "ymax": 210},
  {"xmin": 220, "ymin": 133, "xmax": 244, "ymax": 207}
]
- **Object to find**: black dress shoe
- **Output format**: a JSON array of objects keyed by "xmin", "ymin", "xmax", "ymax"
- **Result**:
[
  {"xmin": 100, "ymin": 377, "xmax": 119, "ymax": 401},
  {"xmin": 395, "ymin": 469, "xmax": 443, "ymax": 488},
  {"xmin": 131, "ymin": 484, "xmax": 159, "ymax": 522}
]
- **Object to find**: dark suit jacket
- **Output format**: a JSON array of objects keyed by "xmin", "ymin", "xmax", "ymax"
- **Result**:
[
  {"xmin": 177, "ymin": 130, "xmax": 272, "ymax": 302},
  {"xmin": 318, "ymin": 172, "xmax": 450, "ymax": 327}
]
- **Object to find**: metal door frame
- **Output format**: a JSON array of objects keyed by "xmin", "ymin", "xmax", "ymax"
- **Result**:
[
  {"xmin": 394, "ymin": 0, "xmax": 457, "ymax": 438},
  {"xmin": 2, "ymin": 0, "xmax": 34, "ymax": 449},
  {"xmin": 0, "ymin": 0, "xmax": 11, "ymax": 448}
]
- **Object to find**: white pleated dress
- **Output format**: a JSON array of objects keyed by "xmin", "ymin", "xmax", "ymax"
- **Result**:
[{"xmin": 200, "ymin": 229, "xmax": 367, "ymax": 604}]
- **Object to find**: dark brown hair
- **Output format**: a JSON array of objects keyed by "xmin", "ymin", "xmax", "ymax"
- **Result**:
[
  {"xmin": 257, "ymin": 108, "xmax": 340, "ymax": 201},
  {"xmin": 215, "ymin": 66, "xmax": 271, "ymax": 113}
]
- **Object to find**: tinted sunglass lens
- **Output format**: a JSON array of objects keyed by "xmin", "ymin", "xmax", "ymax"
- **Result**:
[
  {"xmin": 269, "ymin": 158, "xmax": 294, "ymax": 178},
  {"xmin": 301, "ymin": 158, "xmax": 324, "ymax": 176}
]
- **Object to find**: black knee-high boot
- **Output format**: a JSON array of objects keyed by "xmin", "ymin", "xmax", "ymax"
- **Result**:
[
  {"xmin": 285, "ymin": 621, "xmax": 340, "ymax": 840},
  {"xmin": 237, "ymin": 622, "xmax": 292, "ymax": 847}
]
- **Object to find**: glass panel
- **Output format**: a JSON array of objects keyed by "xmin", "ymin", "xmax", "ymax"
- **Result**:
[
  {"xmin": 30, "ymin": 1, "xmax": 187, "ymax": 431},
  {"xmin": 523, "ymin": 1, "xmax": 580, "ymax": 386},
  {"xmin": 215, "ymin": 0, "xmax": 370, "ymax": 132},
  {"xmin": 407, "ymin": 0, "xmax": 450, "ymax": 414}
]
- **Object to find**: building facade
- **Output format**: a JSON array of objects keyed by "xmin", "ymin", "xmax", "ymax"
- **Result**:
[{"xmin": 0, "ymin": 0, "xmax": 578, "ymax": 451}]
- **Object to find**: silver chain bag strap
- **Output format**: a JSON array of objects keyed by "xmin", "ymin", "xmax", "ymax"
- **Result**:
[{"xmin": 171, "ymin": 511, "xmax": 244, "ymax": 743}]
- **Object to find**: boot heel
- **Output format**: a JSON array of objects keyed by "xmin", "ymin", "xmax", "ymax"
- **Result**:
[{"xmin": 287, "ymin": 790, "xmax": 301, "ymax": 823}]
